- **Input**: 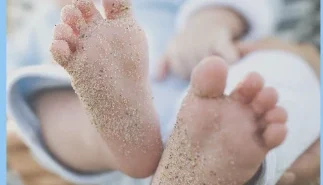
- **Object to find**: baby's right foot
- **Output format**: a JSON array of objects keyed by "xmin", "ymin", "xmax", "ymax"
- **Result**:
[
  {"xmin": 152, "ymin": 57, "xmax": 288, "ymax": 185},
  {"xmin": 50, "ymin": 0, "xmax": 162, "ymax": 177}
]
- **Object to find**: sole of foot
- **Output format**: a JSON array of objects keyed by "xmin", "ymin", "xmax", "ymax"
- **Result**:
[
  {"xmin": 152, "ymin": 56, "xmax": 288, "ymax": 185},
  {"xmin": 50, "ymin": 0, "xmax": 162, "ymax": 178}
]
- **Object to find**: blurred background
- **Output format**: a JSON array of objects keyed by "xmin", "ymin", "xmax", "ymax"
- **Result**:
[{"xmin": 6, "ymin": 0, "xmax": 320, "ymax": 185}]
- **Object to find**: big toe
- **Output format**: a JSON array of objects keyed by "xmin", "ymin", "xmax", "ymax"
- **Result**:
[
  {"xmin": 73, "ymin": 0, "xmax": 102, "ymax": 22},
  {"xmin": 190, "ymin": 56, "xmax": 228, "ymax": 98},
  {"xmin": 102, "ymin": 0, "xmax": 132, "ymax": 19}
]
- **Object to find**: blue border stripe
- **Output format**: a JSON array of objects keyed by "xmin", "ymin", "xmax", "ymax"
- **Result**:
[{"xmin": 2, "ymin": 0, "xmax": 6, "ymax": 184}]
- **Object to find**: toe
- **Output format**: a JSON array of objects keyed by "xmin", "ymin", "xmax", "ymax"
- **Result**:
[
  {"xmin": 262, "ymin": 123, "xmax": 287, "ymax": 149},
  {"xmin": 264, "ymin": 106, "xmax": 288, "ymax": 124},
  {"xmin": 102, "ymin": 0, "xmax": 132, "ymax": 19},
  {"xmin": 191, "ymin": 56, "xmax": 228, "ymax": 98},
  {"xmin": 251, "ymin": 87, "xmax": 278, "ymax": 117},
  {"xmin": 61, "ymin": 5, "xmax": 86, "ymax": 34},
  {"xmin": 230, "ymin": 72, "xmax": 264, "ymax": 104},
  {"xmin": 72, "ymin": 0, "xmax": 102, "ymax": 22},
  {"xmin": 50, "ymin": 40, "xmax": 71, "ymax": 67},
  {"xmin": 53, "ymin": 24, "xmax": 78, "ymax": 52}
]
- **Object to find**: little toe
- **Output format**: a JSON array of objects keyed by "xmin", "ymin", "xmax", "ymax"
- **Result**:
[
  {"xmin": 262, "ymin": 123, "xmax": 287, "ymax": 149},
  {"xmin": 258, "ymin": 106, "xmax": 287, "ymax": 131},
  {"xmin": 102, "ymin": 0, "xmax": 132, "ymax": 19},
  {"xmin": 190, "ymin": 56, "xmax": 228, "ymax": 98},
  {"xmin": 264, "ymin": 106, "xmax": 288, "ymax": 124},
  {"xmin": 50, "ymin": 40, "xmax": 71, "ymax": 67},
  {"xmin": 53, "ymin": 24, "xmax": 78, "ymax": 52},
  {"xmin": 230, "ymin": 72, "xmax": 264, "ymax": 104},
  {"xmin": 251, "ymin": 87, "xmax": 279, "ymax": 117},
  {"xmin": 72, "ymin": 0, "xmax": 102, "ymax": 22},
  {"xmin": 61, "ymin": 4, "xmax": 87, "ymax": 34}
]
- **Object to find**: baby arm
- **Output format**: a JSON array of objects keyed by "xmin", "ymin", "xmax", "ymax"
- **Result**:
[
  {"xmin": 157, "ymin": 7, "xmax": 247, "ymax": 80},
  {"xmin": 157, "ymin": 0, "xmax": 275, "ymax": 80}
]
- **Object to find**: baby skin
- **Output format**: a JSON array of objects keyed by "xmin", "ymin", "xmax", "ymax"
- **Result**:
[
  {"xmin": 51, "ymin": 0, "xmax": 288, "ymax": 183},
  {"xmin": 152, "ymin": 57, "xmax": 288, "ymax": 185},
  {"xmin": 50, "ymin": 0, "xmax": 162, "ymax": 177}
]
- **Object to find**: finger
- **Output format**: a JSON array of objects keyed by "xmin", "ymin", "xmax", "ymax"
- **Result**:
[
  {"xmin": 235, "ymin": 41, "xmax": 256, "ymax": 57},
  {"xmin": 215, "ymin": 43, "xmax": 240, "ymax": 64},
  {"xmin": 236, "ymin": 37, "xmax": 293, "ymax": 57},
  {"xmin": 288, "ymin": 139, "xmax": 320, "ymax": 178},
  {"xmin": 187, "ymin": 47, "xmax": 204, "ymax": 77},
  {"xmin": 172, "ymin": 55, "xmax": 191, "ymax": 80},
  {"xmin": 168, "ymin": 45, "xmax": 192, "ymax": 80},
  {"xmin": 155, "ymin": 56, "xmax": 170, "ymax": 81}
]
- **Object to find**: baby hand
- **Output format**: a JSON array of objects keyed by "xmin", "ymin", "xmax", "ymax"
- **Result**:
[
  {"xmin": 156, "ymin": 8, "xmax": 247, "ymax": 80},
  {"xmin": 277, "ymin": 139, "xmax": 320, "ymax": 185}
]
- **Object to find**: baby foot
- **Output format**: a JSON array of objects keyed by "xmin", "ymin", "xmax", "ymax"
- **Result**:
[
  {"xmin": 50, "ymin": 0, "xmax": 162, "ymax": 177},
  {"xmin": 152, "ymin": 57, "xmax": 288, "ymax": 185}
]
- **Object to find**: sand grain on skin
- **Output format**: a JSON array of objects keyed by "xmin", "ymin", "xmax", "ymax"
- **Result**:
[
  {"xmin": 153, "ymin": 95, "xmax": 249, "ymax": 185},
  {"xmin": 63, "ymin": 14, "xmax": 160, "ymax": 157}
]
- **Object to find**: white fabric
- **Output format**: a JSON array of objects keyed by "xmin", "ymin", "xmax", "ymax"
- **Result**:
[{"xmin": 176, "ymin": 0, "xmax": 276, "ymax": 41}]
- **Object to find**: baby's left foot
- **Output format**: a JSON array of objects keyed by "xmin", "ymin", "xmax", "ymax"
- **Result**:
[
  {"xmin": 152, "ymin": 57, "xmax": 288, "ymax": 185},
  {"xmin": 50, "ymin": 0, "xmax": 162, "ymax": 177}
]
